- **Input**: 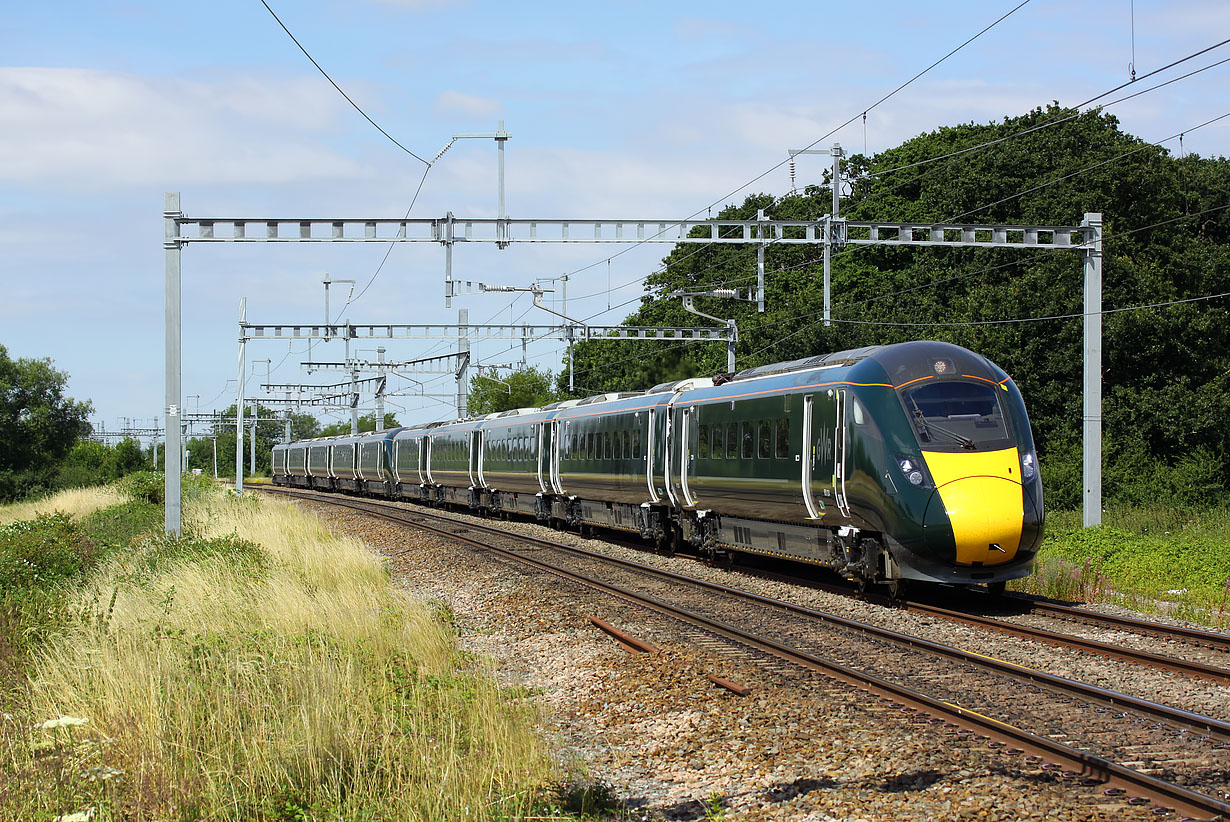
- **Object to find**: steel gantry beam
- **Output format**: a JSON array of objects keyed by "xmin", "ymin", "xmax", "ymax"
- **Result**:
[
  {"xmin": 240, "ymin": 321, "xmax": 730, "ymax": 343},
  {"xmin": 164, "ymin": 192, "xmax": 1103, "ymax": 536}
]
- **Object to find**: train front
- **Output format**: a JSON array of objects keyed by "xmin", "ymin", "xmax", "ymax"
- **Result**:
[{"xmin": 876, "ymin": 342, "xmax": 1043, "ymax": 586}]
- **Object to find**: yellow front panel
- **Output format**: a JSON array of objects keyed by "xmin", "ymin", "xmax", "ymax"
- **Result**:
[{"xmin": 924, "ymin": 448, "xmax": 1024, "ymax": 565}]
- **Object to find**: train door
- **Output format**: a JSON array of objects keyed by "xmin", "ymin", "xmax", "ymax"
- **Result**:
[
  {"xmin": 549, "ymin": 420, "xmax": 564, "ymax": 493},
  {"xmin": 534, "ymin": 423, "xmax": 546, "ymax": 492},
  {"xmin": 804, "ymin": 390, "xmax": 850, "ymax": 519},
  {"xmin": 643, "ymin": 409, "xmax": 659, "ymax": 502},
  {"xmin": 678, "ymin": 406, "xmax": 697, "ymax": 507},
  {"xmin": 470, "ymin": 430, "xmax": 483, "ymax": 487},
  {"xmin": 663, "ymin": 405, "xmax": 678, "ymax": 505}
]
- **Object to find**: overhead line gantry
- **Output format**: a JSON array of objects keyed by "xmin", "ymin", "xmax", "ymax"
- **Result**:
[{"xmin": 164, "ymin": 191, "xmax": 1102, "ymax": 538}]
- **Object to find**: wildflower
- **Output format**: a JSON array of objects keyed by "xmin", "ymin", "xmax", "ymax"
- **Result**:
[
  {"xmin": 54, "ymin": 809, "xmax": 95, "ymax": 822},
  {"xmin": 37, "ymin": 716, "xmax": 89, "ymax": 730}
]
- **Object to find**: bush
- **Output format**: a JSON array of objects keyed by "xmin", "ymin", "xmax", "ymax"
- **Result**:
[
  {"xmin": 0, "ymin": 512, "xmax": 89, "ymax": 592},
  {"xmin": 120, "ymin": 471, "xmax": 164, "ymax": 505}
]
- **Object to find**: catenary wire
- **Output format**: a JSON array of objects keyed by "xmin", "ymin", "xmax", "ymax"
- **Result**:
[
  {"xmin": 557, "ymin": 0, "xmax": 1033, "ymax": 286},
  {"xmin": 259, "ymin": 0, "xmax": 429, "ymax": 165},
  {"xmin": 866, "ymin": 39, "xmax": 1230, "ymax": 181},
  {"xmin": 566, "ymin": 54, "xmax": 1230, "ymax": 321}
]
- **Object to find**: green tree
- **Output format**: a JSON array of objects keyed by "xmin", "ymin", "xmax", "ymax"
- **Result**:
[
  {"xmin": 318, "ymin": 412, "xmax": 400, "ymax": 437},
  {"xmin": 191, "ymin": 404, "xmax": 318, "ymax": 478},
  {"xmin": 0, "ymin": 345, "xmax": 94, "ymax": 499},
  {"xmin": 469, "ymin": 366, "xmax": 559, "ymax": 415}
]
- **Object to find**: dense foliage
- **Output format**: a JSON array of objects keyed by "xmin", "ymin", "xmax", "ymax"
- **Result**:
[
  {"xmin": 468, "ymin": 366, "xmax": 559, "ymax": 415},
  {"xmin": 563, "ymin": 106, "xmax": 1230, "ymax": 508},
  {"xmin": 0, "ymin": 345, "xmax": 94, "ymax": 501}
]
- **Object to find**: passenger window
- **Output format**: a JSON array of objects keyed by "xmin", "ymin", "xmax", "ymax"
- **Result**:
[
  {"xmin": 604, "ymin": 432, "xmax": 612, "ymax": 460},
  {"xmin": 633, "ymin": 430, "xmax": 641, "ymax": 460},
  {"xmin": 776, "ymin": 419, "xmax": 790, "ymax": 459},
  {"xmin": 712, "ymin": 424, "xmax": 724, "ymax": 459},
  {"xmin": 852, "ymin": 398, "xmax": 866, "ymax": 426},
  {"xmin": 622, "ymin": 431, "xmax": 630, "ymax": 460},
  {"xmin": 741, "ymin": 422, "xmax": 754, "ymax": 459},
  {"xmin": 586, "ymin": 433, "xmax": 593, "ymax": 460},
  {"xmin": 726, "ymin": 423, "xmax": 738, "ymax": 459},
  {"xmin": 698, "ymin": 424, "xmax": 709, "ymax": 458},
  {"xmin": 758, "ymin": 420, "xmax": 771, "ymax": 459}
]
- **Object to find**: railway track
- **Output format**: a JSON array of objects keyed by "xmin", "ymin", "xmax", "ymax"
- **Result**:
[
  {"xmin": 722, "ymin": 555, "xmax": 1230, "ymax": 685},
  {"xmin": 898, "ymin": 599, "xmax": 1230, "ymax": 684},
  {"xmin": 264, "ymin": 486, "xmax": 1230, "ymax": 819}
]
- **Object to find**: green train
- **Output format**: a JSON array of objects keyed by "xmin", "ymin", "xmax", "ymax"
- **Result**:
[{"xmin": 273, "ymin": 340, "xmax": 1044, "ymax": 593}]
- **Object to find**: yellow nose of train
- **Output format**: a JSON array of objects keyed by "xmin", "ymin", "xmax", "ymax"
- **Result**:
[{"xmin": 923, "ymin": 448, "xmax": 1024, "ymax": 565}]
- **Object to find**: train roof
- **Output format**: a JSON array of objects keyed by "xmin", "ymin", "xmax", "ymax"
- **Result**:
[{"xmin": 729, "ymin": 346, "xmax": 881, "ymax": 382}]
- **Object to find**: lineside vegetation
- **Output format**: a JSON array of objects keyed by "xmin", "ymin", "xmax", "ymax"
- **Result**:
[
  {"xmin": 1014, "ymin": 506, "xmax": 1230, "ymax": 627},
  {"xmin": 0, "ymin": 478, "xmax": 571, "ymax": 821}
]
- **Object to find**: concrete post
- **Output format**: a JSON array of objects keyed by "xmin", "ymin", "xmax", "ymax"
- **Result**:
[
  {"xmin": 236, "ymin": 297, "xmax": 247, "ymax": 494},
  {"xmin": 164, "ymin": 193, "xmax": 183, "ymax": 536},
  {"xmin": 1082, "ymin": 213, "xmax": 1104, "ymax": 528}
]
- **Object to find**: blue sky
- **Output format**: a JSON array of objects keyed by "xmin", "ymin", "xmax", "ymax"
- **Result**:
[{"xmin": 2, "ymin": 0, "xmax": 1227, "ymax": 436}]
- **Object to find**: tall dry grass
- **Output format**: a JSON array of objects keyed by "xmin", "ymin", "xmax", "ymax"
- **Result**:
[
  {"xmin": 5, "ymin": 489, "xmax": 559, "ymax": 821},
  {"xmin": 0, "ymin": 485, "xmax": 124, "ymax": 527}
]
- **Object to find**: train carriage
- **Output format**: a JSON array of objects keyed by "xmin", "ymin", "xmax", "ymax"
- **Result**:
[
  {"xmin": 391, "ymin": 424, "xmax": 433, "ymax": 500},
  {"xmin": 553, "ymin": 390, "xmax": 676, "ymax": 536},
  {"xmin": 475, "ymin": 408, "xmax": 557, "ymax": 519},
  {"xmin": 355, "ymin": 427, "xmax": 406, "ymax": 496},
  {"xmin": 328, "ymin": 435, "xmax": 363, "ymax": 492},
  {"xmin": 270, "ymin": 442, "xmax": 288, "ymax": 485},
  {"xmin": 306, "ymin": 437, "xmax": 337, "ymax": 490},
  {"xmin": 426, "ymin": 420, "xmax": 485, "ymax": 506}
]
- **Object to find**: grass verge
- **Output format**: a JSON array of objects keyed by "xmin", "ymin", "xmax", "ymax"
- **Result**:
[
  {"xmin": 1, "ymin": 485, "xmax": 566, "ymax": 821},
  {"xmin": 1011, "ymin": 505, "xmax": 1230, "ymax": 627},
  {"xmin": 0, "ymin": 486, "xmax": 125, "ymax": 528}
]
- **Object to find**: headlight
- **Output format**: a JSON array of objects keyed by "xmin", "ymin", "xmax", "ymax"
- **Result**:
[
  {"xmin": 1021, "ymin": 451, "xmax": 1037, "ymax": 482},
  {"xmin": 897, "ymin": 457, "xmax": 927, "ymax": 487}
]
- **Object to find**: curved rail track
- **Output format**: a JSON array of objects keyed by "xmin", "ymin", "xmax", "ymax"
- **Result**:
[{"xmin": 263, "ymin": 486, "xmax": 1230, "ymax": 820}]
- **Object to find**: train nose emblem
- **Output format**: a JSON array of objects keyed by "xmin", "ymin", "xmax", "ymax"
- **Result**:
[{"xmin": 990, "ymin": 543, "xmax": 1006, "ymax": 553}]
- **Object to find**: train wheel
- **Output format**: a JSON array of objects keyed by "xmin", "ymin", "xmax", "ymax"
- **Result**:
[
  {"xmin": 884, "ymin": 579, "xmax": 907, "ymax": 599},
  {"xmin": 987, "ymin": 581, "xmax": 1007, "ymax": 597},
  {"xmin": 658, "ymin": 525, "xmax": 679, "ymax": 558}
]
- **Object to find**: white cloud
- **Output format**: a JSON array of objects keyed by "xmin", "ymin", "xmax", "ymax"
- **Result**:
[
  {"xmin": 434, "ymin": 90, "xmax": 504, "ymax": 118},
  {"xmin": 0, "ymin": 68, "xmax": 364, "ymax": 189}
]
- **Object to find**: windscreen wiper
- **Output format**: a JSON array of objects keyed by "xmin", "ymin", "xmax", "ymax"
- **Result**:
[
  {"xmin": 907, "ymin": 395, "xmax": 975, "ymax": 449},
  {"xmin": 907, "ymin": 395, "xmax": 935, "ymax": 443},
  {"xmin": 927, "ymin": 421, "xmax": 977, "ymax": 450}
]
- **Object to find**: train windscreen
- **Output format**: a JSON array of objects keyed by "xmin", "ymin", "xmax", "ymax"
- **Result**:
[{"xmin": 900, "ymin": 380, "xmax": 1012, "ymax": 451}]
